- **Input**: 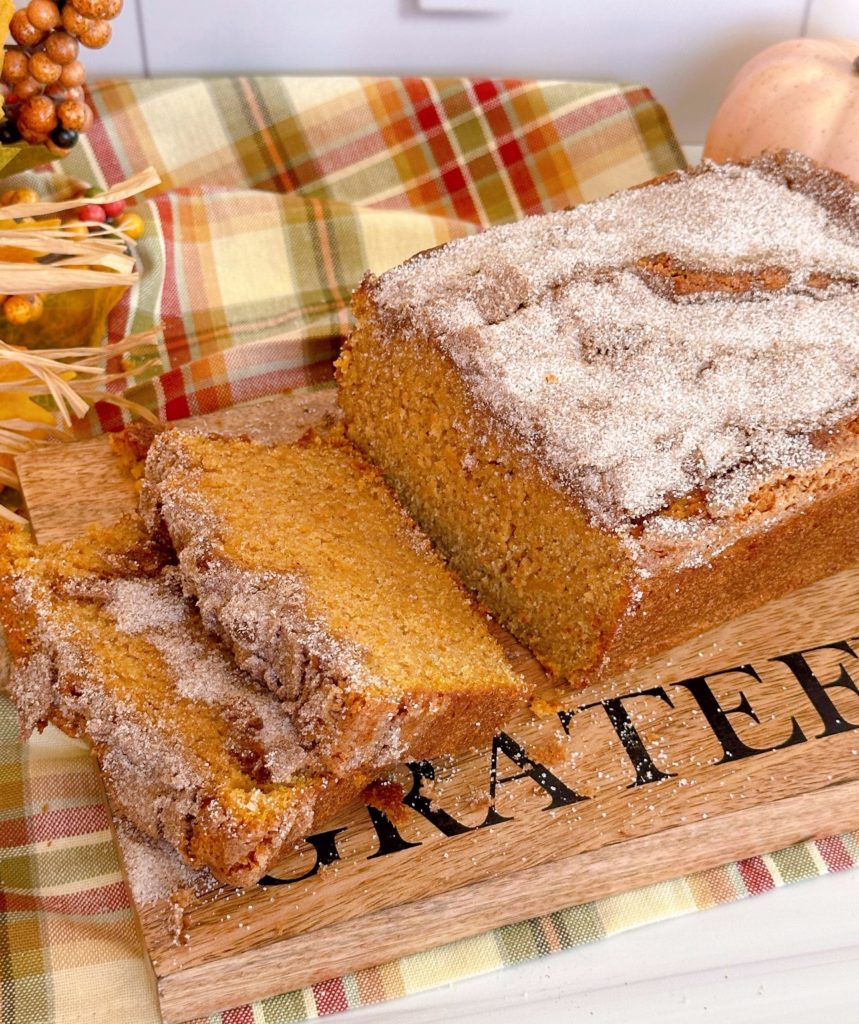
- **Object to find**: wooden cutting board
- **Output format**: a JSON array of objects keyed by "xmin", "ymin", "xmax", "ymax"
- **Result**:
[{"xmin": 15, "ymin": 388, "xmax": 859, "ymax": 1023}]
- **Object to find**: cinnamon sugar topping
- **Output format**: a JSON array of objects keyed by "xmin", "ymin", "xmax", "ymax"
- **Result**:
[
  {"xmin": 0, "ymin": 517, "xmax": 366, "ymax": 885},
  {"xmin": 371, "ymin": 153, "xmax": 859, "ymax": 526}
]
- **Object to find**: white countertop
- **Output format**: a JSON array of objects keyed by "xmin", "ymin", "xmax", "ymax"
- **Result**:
[{"xmin": 350, "ymin": 867, "xmax": 859, "ymax": 1022}]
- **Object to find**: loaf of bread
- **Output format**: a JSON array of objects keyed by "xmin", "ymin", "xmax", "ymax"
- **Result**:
[
  {"xmin": 0, "ymin": 518, "xmax": 367, "ymax": 887},
  {"xmin": 337, "ymin": 151, "xmax": 859, "ymax": 685},
  {"xmin": 141, "ymin": 429, "xmax": 529, "ymax": 774}
]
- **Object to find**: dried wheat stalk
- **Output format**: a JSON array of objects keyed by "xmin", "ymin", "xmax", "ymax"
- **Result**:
[{"xmin": 0, "ymin": 327, "xmax": 162, "ymax": 524}]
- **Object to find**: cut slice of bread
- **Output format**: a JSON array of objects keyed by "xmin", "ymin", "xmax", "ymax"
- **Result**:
[
  {"xmin": 142, "ymin": 430, "xmax": 530, "ymax": 774},
  {"xmin": 0, "ymin": 518, "xmax": 367, "ymax": 887}
]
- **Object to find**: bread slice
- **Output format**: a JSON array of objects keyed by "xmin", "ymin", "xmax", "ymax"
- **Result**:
[
  {"xmin": 0, "ymin": 518, "xmax": 366, "ymax": 887},
  {"xmin": 141, "ymin": 430, "xmax": 529, "ymax": 773},
  {"xmin": 337, "ymin": 150, "xmax": 859, "ymax": 685}
]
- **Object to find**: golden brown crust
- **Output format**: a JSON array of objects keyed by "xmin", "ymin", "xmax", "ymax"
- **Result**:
[
  {"xmin": 108, "ymin": 421, "xmax": 164, "ymax": 481},
  {"xmin": 604, "ymin": 450, "xmax": 859, "ymax": 675}
]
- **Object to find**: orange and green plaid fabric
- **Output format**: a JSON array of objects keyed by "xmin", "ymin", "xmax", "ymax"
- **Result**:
[
  {"xmin": 7, "ymin": 71, "xmax": 833, "ymax": 1024},
  {"xmin": 36, "ymin": 75, "xmax": 685, "ymax": 432}
]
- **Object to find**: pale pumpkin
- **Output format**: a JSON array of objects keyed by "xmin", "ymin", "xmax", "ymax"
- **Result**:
[{"xmin": 704, "ymin": 38, "xmax": 859, "ymax": 183}]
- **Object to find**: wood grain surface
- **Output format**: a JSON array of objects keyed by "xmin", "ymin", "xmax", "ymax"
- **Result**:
[
  {"xmin": 17, "ymin": 389, "xmax": 339, "ymax": 543},
  {"xmin": 16, "ymin": 387, "xmax": 859, "ymax": 1023}
]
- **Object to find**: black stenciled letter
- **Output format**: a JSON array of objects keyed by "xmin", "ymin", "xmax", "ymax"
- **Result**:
[
  {"xmin": 673, "ymin": 664, "xmax": 806, "ymax": 763},
  {"xmin": 401, "ymin": 760, "xmax": 476, "ymax": 836},
  {"xmin": 772, "ymin": 640, "xmax": 859, "ymax": 739},
  {"xmin": 367, "ymin": 760, "xmax": 476, "ymax": 859},
  {"xmin": 260, "ymin": 826, "xmax": 348, "ymax": 885},
  {"xmin": 559, "ymin": 687, "xmax": 677, "ymax": 787},
  {"xmin": 365, "ymin": 804, "xmax": 422, "ymax": 859},
  {"xmin": 479, "ymin": 730, "xmax": 589, "ymax": 828}
]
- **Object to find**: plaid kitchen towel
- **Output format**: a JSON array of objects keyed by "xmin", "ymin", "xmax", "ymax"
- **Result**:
[
  {"xmin": 46, "ymin": 75, "xmax": 684, "ymax": 433},
  {"xmin": 4, "ymin": 71, "xmax": 834, "ymax": 1024}
]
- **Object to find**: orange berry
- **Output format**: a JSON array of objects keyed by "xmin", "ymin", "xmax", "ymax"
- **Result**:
[
  {"xmin": 57, "ymin": 98, "xmax": 87, "ymax": 131},
  {"xmin": 27, "ymin": 0, "xmax": 61, "ymax": 31},
  {"xmin": 63, "ymin": 218, "xmax": 89, "ymax": 239},
  {"xmin": 72, "ymin": 0, "xmax": 122, "ymax": 16},
  {"xmin": 45, "ymin": 84, "xmax": 85, "ymax": 103},
  {"xmin": 29, "ymin": 50, "xmax": 62, "ymax": 84},
  {"xmin": 19, "ymin": 95, "xmax": 58, "ymax": 134},
  {"xmin": 61, "ymin": 4, "xmax": 90, "ymax": 37},
  {"xmin": 59, "ymin": 59, "xmax": 86, "ymax": 87},
  {"xmin": 10, "ymin": 9, "xmax": 46, "ymax": 46},
  {"xmin": 17, "ymin": 123, "xmax": 49, "ymax": 146},
  {"xmin": 79, "ymin": 102, "xmax": 94, "ymax": 133},
  {"xmin": 13, "ymin": 75, "xmax": 42, "ymax": 100},
  {"xmin": 2, "ymin": 50, "xmax": 30, "ymax": 85},
  {"xmin": 0, "ymin": 187, "xmax": 39, "ymax": 205},
  {"xmin": 115, "ymin": 209, "xmax": 144, "ymax": 239},
  {"xmin": 4, "ymin": 295, "xmax": 35, "ymax": 324},
  {"xmin": 78, "ymin": 18, "xmax": 110, "ymax": 48},
  {"xmin": 45, "ymin": 30, "xmax": 79, "ymax": 65}
]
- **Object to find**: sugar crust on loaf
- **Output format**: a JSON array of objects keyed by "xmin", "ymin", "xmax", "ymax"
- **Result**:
[{"xmin": 367, "ymin": 151, "xmax": 859, "ymax": 534}]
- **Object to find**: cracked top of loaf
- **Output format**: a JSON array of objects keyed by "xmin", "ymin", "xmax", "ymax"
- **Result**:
[{"xmin": 367, "ymin": 151, "xmax": 859, "ymax": 531}]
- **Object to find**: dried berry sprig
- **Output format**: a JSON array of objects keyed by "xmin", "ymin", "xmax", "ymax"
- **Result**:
[
  {"xmin": 0, "ymin": 167, "xmax": 155, "ymax": 328},
  {"xmin": 1, "ymin": 0, "xmax": 123, "ymax": 154}
]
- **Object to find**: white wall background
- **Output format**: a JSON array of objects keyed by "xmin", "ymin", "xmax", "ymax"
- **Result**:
[{"xmin": 84, "ymin": 0, "xmax": 858, "ymax": 142}]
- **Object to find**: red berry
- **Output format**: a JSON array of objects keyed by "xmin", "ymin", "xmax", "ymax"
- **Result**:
[
  {"xmin": 78, "ymin": 202, "xmax": 106, "ymax": 222},
  {"xmin": 101, "ymin": 197, "xmax": 125, "ymax": 217}
]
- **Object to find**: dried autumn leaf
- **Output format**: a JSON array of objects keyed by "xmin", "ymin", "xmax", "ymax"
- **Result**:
[
  {"xmin": 0, "ymin": 357, "xmax": 59, "ymax": 422},
  {"xmin": 1, "ymin": 284, "xmax": 128, "ymax": 350},
  {"xmin": 0, "ymin": 390, "xmax": 55, "ymax": 424}
]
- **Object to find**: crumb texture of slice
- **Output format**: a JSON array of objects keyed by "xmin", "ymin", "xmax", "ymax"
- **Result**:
[
  {"xmin": 142, "ymin": 431, "xmax": 529, "ymax": 773},
  {"xmin": 337, "ymin": 151, "xmax": 859, "ymax": 685},
  {"xmin": 0, "ymin": 518, "xmax": 366, "ymax": 887}
]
